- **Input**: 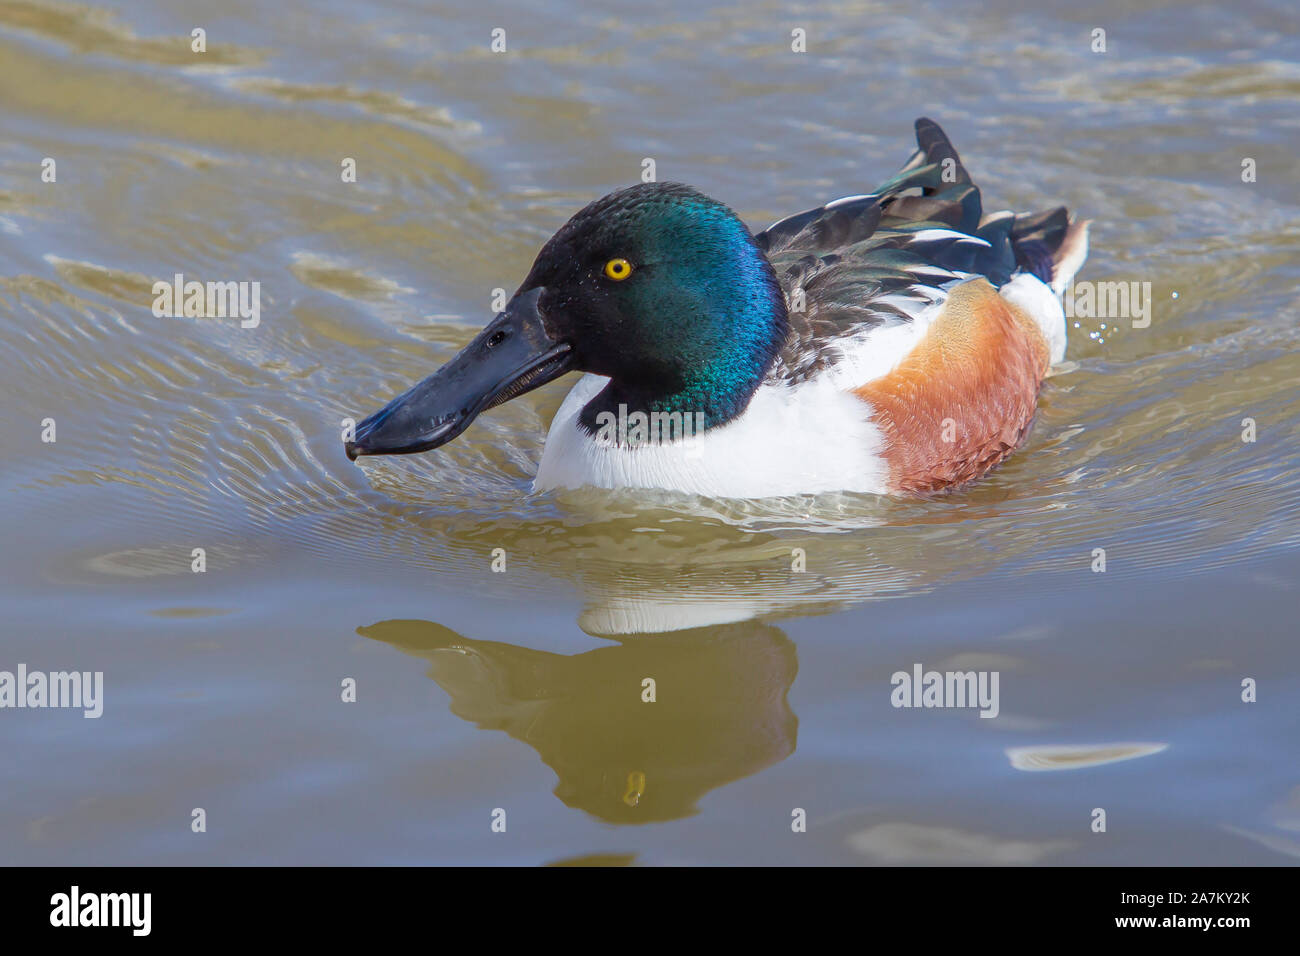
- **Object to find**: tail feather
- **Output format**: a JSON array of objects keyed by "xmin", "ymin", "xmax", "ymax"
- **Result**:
[
  {"xmin": 1049, "ymin": 219, "xmax": 1091, "ymax": 294},
  {"xmin": 882, "ymin": 117, "xmax": 974, "ymax": 192}
]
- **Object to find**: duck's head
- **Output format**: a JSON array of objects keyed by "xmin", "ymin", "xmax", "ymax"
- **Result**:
[{"xmin": 345, "ymin": 182, "xmax": 787, "ymax": 461}]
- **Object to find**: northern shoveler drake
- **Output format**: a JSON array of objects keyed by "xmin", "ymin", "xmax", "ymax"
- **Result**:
[{"xmin": 346, "ymin": 118, "xmax": 1088, "ymax": 498}]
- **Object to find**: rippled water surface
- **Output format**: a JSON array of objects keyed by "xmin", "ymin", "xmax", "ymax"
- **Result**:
[{"xmin": 1, "ymin": 0, "xmax": 1298, "ymax": 864}]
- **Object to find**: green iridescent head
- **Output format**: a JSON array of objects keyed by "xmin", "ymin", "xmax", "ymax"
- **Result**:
[
  {"xmin": 346, "ymin": 182, "xmax": 787, "ymax": 461},
  {"xmin": 523, "ymin": 182, "xmax": 788, "ymax": 428}
]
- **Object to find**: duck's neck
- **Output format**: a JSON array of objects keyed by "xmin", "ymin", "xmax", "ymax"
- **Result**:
[{"xmin": 582, "ymin": 373, "xmax": 765, "ymax": 434}]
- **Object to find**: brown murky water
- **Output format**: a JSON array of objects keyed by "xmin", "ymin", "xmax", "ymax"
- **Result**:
[{"xmin": 1, "ymin": 0, "xmax": 1297, "ymax": 864}]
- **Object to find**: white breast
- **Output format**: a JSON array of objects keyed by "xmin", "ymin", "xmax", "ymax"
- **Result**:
[{"xmin": 533, "ymin": 372, "xmax": 890, "ymax": 498}]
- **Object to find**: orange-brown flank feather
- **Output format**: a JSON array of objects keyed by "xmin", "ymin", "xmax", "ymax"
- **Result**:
[{"xmin": 853, "ymin": 279, "xmax": 1052, "ymax": 494}]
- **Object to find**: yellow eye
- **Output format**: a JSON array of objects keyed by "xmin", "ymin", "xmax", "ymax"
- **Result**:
[{"xmin": 603, "ymin": 257, "xmax": 633, "ymax": 281}]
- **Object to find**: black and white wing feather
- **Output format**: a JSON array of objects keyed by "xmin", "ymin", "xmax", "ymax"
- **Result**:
[{"xmin": 753, "ymin": 118, "xmax": 1072, "ymax": 384}]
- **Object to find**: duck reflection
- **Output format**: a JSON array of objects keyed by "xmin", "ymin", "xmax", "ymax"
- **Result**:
[{"xmin": 360, "ymin": 618, "xmax": 797, "ymax": 823}]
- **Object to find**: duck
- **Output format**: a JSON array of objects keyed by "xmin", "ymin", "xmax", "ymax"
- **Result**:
[{"xmin": 345, "ymin": 118, "xmax": 1088, "ymax": 498}]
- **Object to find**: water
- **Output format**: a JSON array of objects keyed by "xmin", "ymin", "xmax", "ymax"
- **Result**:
[{"xmin": 1, "ymin": 0, "xmax": 1297, "ymax": 864}]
